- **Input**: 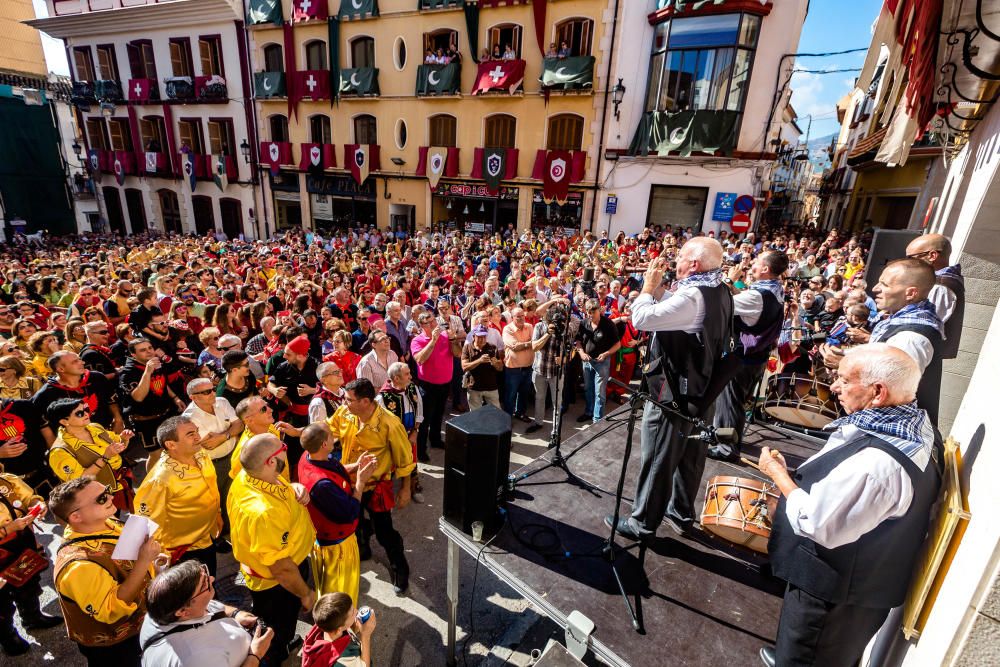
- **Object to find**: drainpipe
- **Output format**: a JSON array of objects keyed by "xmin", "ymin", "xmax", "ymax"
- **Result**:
[{"xmin": 587, "ymin": 0, "xmax": 621, "ymax": 235}]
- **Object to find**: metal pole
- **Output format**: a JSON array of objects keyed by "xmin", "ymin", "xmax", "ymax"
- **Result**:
[{"xmin": 446, "ymin": 538, "xmax": 460, "ymax": 666}]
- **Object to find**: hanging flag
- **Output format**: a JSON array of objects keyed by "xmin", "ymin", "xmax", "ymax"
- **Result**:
[
  {"xmin": 415, "ymin": 63, "xmax": 459, "ymax": 95},
  {"xmin": 542, "ymin": 150, "xmax": 571, "ymax": 204},
  {"xmin": 482, "ymin": 148, "xmax": 506, "ymax": 195},
  {"xmin": 339, "ymin": 68, "xmax": 379, "ymax": 96},
  {"xmin": 283, "ymin": 22, "xmax": 299, "ymax": 119},
  {"xmin": 539, "ymin": 56, "xmax": 595, "ymax": 89},
  {"xmin": 300, "ymin": 142, "xmax": 326, "ymax": 176},
  {"xmin": 338, "ymin": 0, "xmax": 378, "ymax": 20},
  {"xmin": 472, "ymin": 60, "xmax": 525, "ymax": 95},
  {"xmin": 464, "ymin": 1, "xmax": 480, "ymax": 64},
  {"xmin": 426, "ymin": 146, "xmax": 448, "ymax": 191},
  {"xmin": 328, "ymin": 17, "xmax": 341, "ymax": 106},
  {"xmin": 254, "ymin": 72, "xmax": 286, "ymax": 98},
  {"xmin": 87, "ymin": 149, "xmax": 100, "ymax": 174},
  {"xmin": 213, "ymin": 155, "xmax": 228, "ymax": 191},
  {"xmin": 248, "ymin": 0, "xmax": 283, "ymax": 24},
  {"xmin": 292, "ymin": 0, "xmax": 327, "ymax": 21},
  {"xmin": 183, "ymin": 152, "xmax": 197, "ymax": 190},
  {"xmin": 261, "ymin": 141, "xmax": 284, "ymax": 177},
  {"xmin": 128, "ymin": 78, "xmax": 151, "ymax": 102},
  {"xmin": 349, "ymin": 144, "xmax": 369, "ymax": 185},
  {"xmin": 113, "ymin": 155, "xmax": 126, "ymax": 185},
  {"xmin": 296, "ymin": 70, "xmax": 332, "ymax": 100},
  {"xmin": 145, "ymin": 151, "xmax": 158, "ymax": 174}
]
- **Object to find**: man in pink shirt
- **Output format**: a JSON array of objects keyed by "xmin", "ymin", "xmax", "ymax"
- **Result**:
[
  {"xmin": 410, "ymin": 311, "xmax": 457, "ymax": 460},
  {"xmin": 502, "ymin": 307, "xmax": 535, "ymax": 421}
]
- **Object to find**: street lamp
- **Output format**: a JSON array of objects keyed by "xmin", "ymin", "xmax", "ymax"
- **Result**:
[
  {"xmin": 71, "ymin": 140, "xmax": 82, "ymax": 160},
  {"xmin": 611, "ymin": 78, "xmax": 626, "ymax": 121},
  {"xmin": 240, "ymin": 139, "xmax": 251, "ymax": 164}
]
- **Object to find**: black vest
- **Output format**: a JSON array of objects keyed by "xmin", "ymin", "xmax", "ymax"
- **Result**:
[
  {"xmin": 768, "ymin": 432, "xmax": 940, "ymax": 608},
  {"xmin": 734, "ymin": 289, "xmax": 783, "ymax": 365},
  {"xmin": 879, "ymin": 322, "xmax": 943, "ymax": 425},
  {"xmin": 646, "ymin": 284, "xmax": 733, "ymax": 416},
  {"xmin": 936, "ymin": 269, "xmax": 965, "ymax": 360}
]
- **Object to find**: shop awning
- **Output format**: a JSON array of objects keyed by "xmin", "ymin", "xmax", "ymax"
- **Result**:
[
  {"xmin": 254, "ymin": 72, "xmax": 286, "ymax": 98},
  {"xmin": 416, "ymin": 63, "xmax": 461, "ymax": 96},
  {"xmin": 539, "ymin": 56, "xmax": 595, "ymax": 90},
  {"xmin": 340, "ymin": 68, "xmax": 380, "ymax": 96},
  {"xmin": 627, "ymin": 109, "xmax": 741, "ymax": 157}
]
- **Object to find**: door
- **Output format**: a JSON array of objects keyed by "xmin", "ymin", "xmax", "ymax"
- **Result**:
[
  {"xmin": 158, "ymin": 189, "xmax": 182, "ymax": 234},
  {"xmin": 219, "ymin": 198, "xmax": 243, "ymax": 240},
  {"xmin": 882, "ymin": 196, "xmax": 916, "ymax": 230},
  {"xmin": 646, "ymin": 185, "xmax": 709, "ymax": 232},
  {"xmin": 124, "ymin": 188, "xmax": 147, "ymax": 234},
  {"xmin": 192, "ymin": 195, "xmax": 215, "ymax": 235},
  {"xmin": 276, "ymin": 200, "xmax": 302, "ymax": 230},
  {"xmin": 103, "ymin": 186, "xmax": 126, "ymax": 235}
]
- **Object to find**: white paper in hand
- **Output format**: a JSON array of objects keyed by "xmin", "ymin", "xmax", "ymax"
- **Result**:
[{"xmin": 111, "ymin": 515, "xmax": 159, "ymax": 561}]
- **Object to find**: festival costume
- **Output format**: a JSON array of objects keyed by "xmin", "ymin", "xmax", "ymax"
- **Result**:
[{"xmin": 51, "ymin": 424, "xmax": 134, "ymax": 512}]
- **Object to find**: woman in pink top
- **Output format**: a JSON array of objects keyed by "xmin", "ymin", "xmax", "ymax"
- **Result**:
[{"xmin": 410, "ymin": 311, "xmax": 458, "ymax": 458}]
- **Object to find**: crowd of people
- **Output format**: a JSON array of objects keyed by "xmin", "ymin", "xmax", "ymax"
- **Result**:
[{"xmin": 0, "ymin": 220, "xmax": 963, "ymax": 667}]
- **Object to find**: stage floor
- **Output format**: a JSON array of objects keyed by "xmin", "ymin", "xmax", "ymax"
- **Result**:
[{"xmin": 441, "ymin": 412, "xmax": 823, "ymax": 666}]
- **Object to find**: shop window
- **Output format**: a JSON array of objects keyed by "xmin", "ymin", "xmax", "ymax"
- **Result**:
[
  {"xmin": 484, "ymin": 114, "xmax": 515, "ymax": 149},
  {"xmin": 96, "ymin": 45, "xmax": 119, "ymax": 80},
  {"xmin": 169, "ymin": 38, "xmax": 194, "ymax": 78},
  {"xmin": 126, "ymin": 40, "xmax": 158, "ymax": 80},
  {"xmin": 109, "ymin": 118, "xmax": 133, "ymax": 152},
  {"xmin": 554, "ymin": 18, "xmax": 593, "ymax": 57},
  {"xmin": 351, "ymin": 37, "xmax": 375, "ymax": 68},
  {"xmin": 305, "ymin": 40, "xmax": 327, "ymax": 71},
  {"xmin": 429, "ymin": 114, "xmax": 457, "ymax": 147},
  {"xmin": 394, "ymin": 36, "xmax": 407, "ymax": 70},
  {"xmin": 178, "ymin": 118, "xmax": 204, "ymax": 154},
  {"xmin": 73, "ymin": 47, "xmax": 96, "ymax": 82},
  {"xmin": 310, "ymin": 115, "xmax": 332, "ymax": 144},
  {"xmin": 354, "ymin": 114, "xmax": 377, "ymax": 145},
  {"xmin": 395, "ymin": 119, "xmax": 408, "ymax": 149},
  {"xmin": 644, "ymin": 13, "xmax": 759, "ymax": 113},
  {"xmin": 263, "ymin": 44, "xmax": 283, "ymax": 72},
  {"xmin": 199, "ymin": 36, "xmax": 224, "ymax": 77},
  {"xmin": 209, "ymin": 119, "xmax": 236, "ymax": 157},
  {"xmin": 86, "ymin": 118, "xmax": 109, "ymax": 151},
  {"xmin": 488, "ymin": 24, "xmax": 522, "ymax": 59},
  {"xmin": 140, "ymin": 116, "xmax": 167, "ymax": 153},
  {"xmin": 423, "ymin": 29, "xmax": 459, "ymax": 61},
  {"xmin": 546, "ymin": 114, "xmax": 583, "ymax": 151},
  {"xmin": 269, "ymin": 115, "xmax": 289, "ymax": 143},
  {"xmin": 646, "ymin": 185, "xmax": 708, "ymax": 231}
]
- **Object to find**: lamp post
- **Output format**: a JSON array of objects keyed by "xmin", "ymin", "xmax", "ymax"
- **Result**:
[
  {"xmin": 611, "ymin": 78, "xmax": 626, "ymax": 121},
  {"xmin": 240, "ymin": 138, "xmax": 251, "ymax": 164}
]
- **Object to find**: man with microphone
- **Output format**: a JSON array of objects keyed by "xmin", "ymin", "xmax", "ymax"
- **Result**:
[{"xmin": 605, "ymin": 237, "xmax": 734, "ymax": 542}]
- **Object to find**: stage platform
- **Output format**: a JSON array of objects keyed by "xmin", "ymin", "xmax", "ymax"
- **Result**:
[{"xmin": 440, "ymin": 412, "xmax": 823, "ymax": 667}]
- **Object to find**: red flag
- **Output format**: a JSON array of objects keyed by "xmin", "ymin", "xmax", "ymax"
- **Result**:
[
  {"xmin": 291, "ymin": 0, "xmax": 327, "ymax": 22},
  {"xmin": 472, "ymin": 60, "xmax": 526, "ymax": 95},
  {"xmin": 531, "ymin": 0, "xmax": 547, "ymax": 56},
  {"xmin": 300, "ymin": 142, "xmax": 325, "ymax": 174},
  {"xmin": 295, "ymin": 70, "xmax": 331, "ymax": 100},
  {"xmin": 348, "ymin": 144, "xmax": 370, "ymax": 185},
  {"xmin": 542, "ymin": 150, "xmax": 571, "ymax": 204},
  {"xmin": 128, "ymin": 78, "xmax": 151, "ymax": 102},
  {"xmin": 261, "ymin": 141, "xmax": 283, "ymax": 176},
  {"xmin": 283, "ymin": 22, "xmax": 299, "ymax": 119}
]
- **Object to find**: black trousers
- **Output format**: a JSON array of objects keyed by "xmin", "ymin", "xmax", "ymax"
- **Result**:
[
  {"xmin": 249, "ymin": 560, "xmax": 310, "ymax": 667},
  {"xmin": 77, "ymin": 635, "xmax": 141, "ymax": 667},
  {"xmin": 417, "ymin": 380, "xmax": 449, "ymax": 456},
  {"xmin": 178, "ymin": 543, "xmax": 218, "ymax": 578},
  {"xmin": 357, "ymin": 490, "xmax": 409, "ymax": 575},
  {"xmin": 0, "ymin": 570, "xmax": 43, "ymax": 626},
  {"xmin": 774, "ymin": 584, "xmax": 891, "ymax": 667},
  {"xmin": 711, "ymin": 361, "xmax": 765, "ymax": 459}
]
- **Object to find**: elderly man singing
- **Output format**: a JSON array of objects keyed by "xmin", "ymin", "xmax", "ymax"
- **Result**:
[{"xmin": 757, "ymin": 344, "xmax": 941, "ymax": 667}]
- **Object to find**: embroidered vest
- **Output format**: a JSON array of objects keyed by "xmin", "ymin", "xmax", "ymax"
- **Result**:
[{"xmin": 297, "ymin": 459, "xmax": 359, "ymax": 545}]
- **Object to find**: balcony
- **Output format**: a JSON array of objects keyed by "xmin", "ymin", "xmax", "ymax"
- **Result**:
[
  {"xmin": 418, "ymin": 0, "xmax": 461, "ymax": 8},
  {"xmin": 201, "ymin": 154, "xmax": 238, "ymax": 180},
  {"xmin": 95, "ymin": 80, "xmax": 124, "ymax": 103},
  {"xmin": 627, "ymin": 109, "xmax": 742, "ymax": 158},
  {"xmin": 471, "ymin": 59, "xmax": 525, "ymax": 95},
  {"xmin": 195, "ymin": 75, "xmax": 228, "ymax": 101},
  {"xmin": 339, "ymin": 68, "xmax": 379, "ymax": 97},
  {"xmin": 72, "ymin": 81, "xmax": 95, "ymax": 103},
  {"xmin": 254, "ymin": 71, "xmax": 286, "ymax": 98},
  {"xmin": 416, "ymin": 63, "xmax": 460, "ymax": 96},
  {"xmin": 165, "ymin": 77, "xmax": 195, "ymax": 100},
  {"xmin": 142, "ymin": 151, "xmax": 171, "ymax": 175},
  {"xmin": 295, "ymin": 70, "xmax": 332, "ymax": 100},
  {"xmin": 539, "ymin": 56, "xmax": 595, "ymax": 92}
]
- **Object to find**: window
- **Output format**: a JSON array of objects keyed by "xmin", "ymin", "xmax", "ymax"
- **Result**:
[
  {"xmin": 488, "ymin": 24, "xmax": 522, "ymax": 58},
  {"xmin": 139, "ymin": 116, "xmax": 167, "ymax": 152},
  {"xmin": 395, "ymin": 119, "xmax": 408, "ymax": 149},
  {"xmin": 96, "ymin": 45, "xmax": 119, "ymax": 80},
  {"xmin": 429, "ymin": 114, "xmax": 457, "ymax": 147},
  {"xmin": 73, "ymin": 47, "xmax": 96, "ymax": 82},
  {"xmin": 178, "ymin": 119, "xmax": 204, "ymax": 154},
  {"xmin": 394, "ymin": 37, "xmax": 407, "ymax": 70},
  {"xmin": 351, "ymin": 37, "xmax": 375, "ymax": 68},
  {"xmin": 199, "ymin": 36, "xmax": 224, "ymax": 77},
  {"xmin": 127, "ymin": 40, "xmax": 158, "ymax": 80},
  {"xmin": 644, "ymin": 13, "xmax": 759, "ymax": 113},
  {"xmin": 169, "ymin": 39, "xmax": 194, "ymax": 78},
  {"xmin": 86, "ymin": 118, "xmax": 109, "ymax": 150},
  {"xmin": 555, "ymin": 18, "xmax": 593, "ymax": 56},
  {"xmin": 263, "ymin": 44, "xmax": 283, "ymax": 72},
  {"xmin": 305, "ymin": 40, "xmax": 327, "ymax": 71},
  {"xmin": 546, "ymin": 114, "xmax": 583, "ymax": 151},
  {"xmin": 208, "ymin": 119, "xmax": 236, "ymax": 157},
  {"xmin": 310, "ymin": 115, "xmax": 331, "ymax": 144},
  {"xmin": 109, "ymin": 118, "xmax": 134, "ymax": 152},
  {"xmin": 269, "ymin": 115, "xmax": 289, "ymax": 143},
  {"xmin": 423, "ymin": 29, "xmax": 459, "ymax": 56},
  {"xmin": 354, "ymin": 114, "xmax": 377, "ymax": 145},
  {"xmin": 484, "ymin": 114, "xmax": 516, "ymax": 149}
]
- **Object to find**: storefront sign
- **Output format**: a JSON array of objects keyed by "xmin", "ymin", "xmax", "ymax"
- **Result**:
[
  {"xmin": 712, "ymin": 192, "xmax": 737, "ymax": 222},
  {"xmin": 305, "ymin": 174, "xmax": 376, "ymax": 199},
  {"xmin": 435, "ymin": 182, "xmax": 519, "ymax": 200},
  {"xmin": 311, "ymin": 194, "xmax": 333, "ymax": 220}
]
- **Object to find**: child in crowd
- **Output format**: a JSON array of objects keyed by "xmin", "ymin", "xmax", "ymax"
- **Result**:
[{"xmin": 302, "ymin": 593, "xmax": 377, "ymax": 667}]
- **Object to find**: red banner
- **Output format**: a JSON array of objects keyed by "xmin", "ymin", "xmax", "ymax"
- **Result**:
[
  {"xmin": 542, "ymin": 150, "xmax": 572, "ymax": 204},
  {"xmin": 472, "ymin": 59, "xmax": 526, "ymax": 95},
  {"xmin": 291, "ymin": 0, "xmax": 327, "ymax": 22}
]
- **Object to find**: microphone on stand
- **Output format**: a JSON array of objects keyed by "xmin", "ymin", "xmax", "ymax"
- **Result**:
[{"xmin": 689, "ymin": 426, "xmax": 738, "ymax": 444}]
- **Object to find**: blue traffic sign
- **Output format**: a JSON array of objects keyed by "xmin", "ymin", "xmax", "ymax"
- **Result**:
[{"xmin": 605, "ymin": 194, "xmax": 618, "ymax": 215}]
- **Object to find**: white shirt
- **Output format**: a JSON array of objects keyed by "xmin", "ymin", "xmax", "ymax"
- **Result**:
[
  {"xmin": 783, "ymin": 424, "xmax": 927, "ymax": 549},
  {"xmin": 733, "ymin": 289, "xmax": 764, "ymax": 327},
  {"xmin": 880, "ymin": 330, "xmax": 934, "ymax": 374},
  {"xmin": 139, "ymin": 600, "xmax": 250, "ymax": 667},
  {"xmin": 183, "ymin": 399, "xmax": 238, "ymax": 460},
  {"xmin": 928, "ymin": 283, "xmax": 957, "ymax": 326},
  {"xmin": 630, "ymin": 286, "xmax": 706, "ymax": 334},
  {"xmin": 308, "ymin": 387, "xmax": 345, "ymax": 423},
  {"xmin": 356, "ymin": 349, "xmax": 398, "ymax": 390}
]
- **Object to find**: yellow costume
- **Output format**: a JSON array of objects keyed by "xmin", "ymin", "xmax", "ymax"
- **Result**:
[
  {"xmin": 133, "ymin": 451, "xmax": 221, "ymax": 551},
  {"xmin": 326, "ymin": 405, "xmax": 415, "ymax": 490},
  {"xmin": 50, "ymin": 424, "xmax": 127, "ymax": 491},
  {"xmin": 229, "ymin": 424, "xmax": 287, "ymax": 480}
]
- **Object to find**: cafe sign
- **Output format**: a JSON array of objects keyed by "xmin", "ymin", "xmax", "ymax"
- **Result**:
[{"xmin": 435, "ymin": 181, "xmax": 519, "ymax": 200}]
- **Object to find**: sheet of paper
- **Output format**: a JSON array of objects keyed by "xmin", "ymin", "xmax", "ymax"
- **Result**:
[{"xmin": 110, "ymin": 514, "xmax": 159, "ymax": 561}]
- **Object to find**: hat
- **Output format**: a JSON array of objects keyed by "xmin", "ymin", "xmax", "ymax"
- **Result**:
[
  {"xmin": 472, "ymin": 324, "xmax": 489, "ymax": 337},
  {"xmin": 169, "ymin": 319, "xmax": 190, "ymax": 331},
  {"xmin": 286, "ymin": 334, "xmax": 311, "ymax": 357}
]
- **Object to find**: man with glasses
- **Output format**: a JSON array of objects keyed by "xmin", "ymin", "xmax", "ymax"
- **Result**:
[
  {"xmin": 905, "ymin": 233, "xmax": 965, "ymax": 361},
  {"xmin": 80, "ymin": 321, "xmax": 117, "ymax": 381},
  {"xmin": 356, "ymin": 330, "xmax": 398, "ymax": 391},
  {"xmin": 34, "ymin": 350, "xmax": 122, "ymax": 446},
  {"xmin": 139, "ymin": 560, "xmax": 271, "ymax": 667},
  {"xmin": 50, "ymin": 476, "xmax": 162, "ymax": 666},
  {"xmin": 0, "ymin": 305, "xmax": 15, "ymax": 338},
  {"xmin": 309, "ymin": 363, "xmax": 347, "ymax": 423},
  {"xmin": 411, "ymin": 312, "xmax": 453, "ymax": 459},
  {"xmin": 230, "ymin": 396, "xmax": 300, "ymax": 480},
  {"xmin": 228, "ymin": 434, "xmax": 316, "ymax": 666},
  {"xmin": 134, "ymin": 416, "xmax": 224, "ymax": 576},
  {"xmin": 351, "ymin": 308, "xmax": 375, "ymax": 355},
  {"xmin": 119, "ymin": 338, "xmax": 185, "ymax": 464},
  {"xmin": 183, "ymin": 378, "xmax": 242, "ymax": 521}
]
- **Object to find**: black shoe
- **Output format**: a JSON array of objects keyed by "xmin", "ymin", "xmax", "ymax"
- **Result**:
[
  {"xmin": 514, "ymin": 413, "xmax": 533, "ymax": 424},
  {"xmin": 707, "ymin": 446, "xmax": 739, "ymax": 463},
  {"xmin": 576, "ymin": 414, "xmax": 593, "ymax": 423},
  {"xmin": 603, "ymin": 515, "xmax": 646, "ymax": 542},
  {"xmin": 759, "ymin": 647, "xmax": 776, "ymax": 667},
  {"xmin": 359, "ymin": 542, "xmax": 372, "ymax": 561},
  {"xmin": 21, "ymin": 612, "xmax": 63, "ymax": 630},
  {"xmin": 525, "ymin": 422, "xmax": 543, "ymax": 434},
  {"xmin": 215, "ymin": 540, "xmax": 233, "ymax": 555},
  {"xmin": 417, "ymin": 452, "xmax": 431, "ymax": 463},
  {"xmin": 391, "ymin": 566, "xmax": 410, "ymax": 594},
  {"xmin": 0, "ymin": 626, "xmax": 29, "ymax": 656}
]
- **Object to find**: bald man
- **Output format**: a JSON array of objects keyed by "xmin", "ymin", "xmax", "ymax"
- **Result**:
[
  {"xmin": 821, "ymin": 258, "xmax": 944, "ymax": 422},
  {"xmin": 757, "ymin": 344, "xmax": 941, "ymax": 667},
  {"xmin": 905, "ymin": 233, "xmax": 964, "ymax": 359},
  {"xmin": 606, "ymin": 237, "xmax": 734, "ymax": 542}
]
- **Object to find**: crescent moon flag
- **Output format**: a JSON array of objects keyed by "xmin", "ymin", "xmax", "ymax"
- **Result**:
[
  {"xmin": 416, "ymin": 63, "xmax": 458, "ymax": 96},
  {"xmin": 426, "ymin": 146, "xmax": 448, "ymax": 191},
  {"xmin": 539, "ymin": 56, "xmax": 596, "ymax": 90},
  {"xmin": 213, "ymin": 154, "xmax": 228, "ymax": 192},
  {"xmin": 349, "ymin": 144, "xmax": 369, "ymax": 185},
  {"xmin": 340, "ymin": 68, "xmax": 378, "ymax": 96},
  {"xmin": 542, "ymin": 150, "xmax": 572, "ymax": 204}
]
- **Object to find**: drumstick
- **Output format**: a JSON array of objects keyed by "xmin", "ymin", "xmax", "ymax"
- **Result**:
[{"xmin": 740, "ymin": 456, "xmax": 761, "ymax": 471}]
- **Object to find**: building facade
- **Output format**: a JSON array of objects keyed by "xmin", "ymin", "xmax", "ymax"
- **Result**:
[
  {"xmin": 31, "ymin": 0, "xmax": 260, "ymax": 239},
  {"xmin": 592, "ymin": 0, "xmax": 809, "ymax": 237},
  {"xmin": 247, "ymin": 0, "xmax": 614, "ymax": 236}
]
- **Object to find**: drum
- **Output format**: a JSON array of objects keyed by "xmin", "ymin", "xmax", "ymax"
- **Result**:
[
  {"xmin": 700, "ymin": 476, "xmax": 779, "ymax": 554},
  {"xmin": 761, "ymin": 372, "xmax": 841, "ymax": 429}
]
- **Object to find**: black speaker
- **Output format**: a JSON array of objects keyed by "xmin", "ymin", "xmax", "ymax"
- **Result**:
[
  {"xmin": 442, "ymin": 405, "xmax": 511, "ymax": 537},
  {"xmin": 863, "ymin": 228, "xmax": 922, "ymax": 290}
]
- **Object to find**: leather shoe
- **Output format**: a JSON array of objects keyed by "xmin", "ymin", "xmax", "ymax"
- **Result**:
[
  {"xmin": 576, "ymin": 414, "xmax": 593, "ymax": 423},
  {"xmin": 759, "ymin": 647, "xmax": 776, "ymax": 667},
  {"xmin": 391, "ymin": 567, "xmax": 410, "ymax": 594},
  {"xmin": 663, "ymin": 515, "xmax": 695, "ymax": 537},
  {"xmin": 603, "ymin": 515, "xmax": 646, "ymax": 542},
  {"xmin": 22, "ymin": 612, "xmax": 63, "ymax": 630},
  {"xmin": 525, "ymin": 423, "xmax": 543, "ymax": 434},
  {"xmin": 0, "ymin": 627, "xmax": 29, "ymax": 656}
]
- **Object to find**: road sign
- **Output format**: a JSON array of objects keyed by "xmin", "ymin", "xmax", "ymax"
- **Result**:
[
  {"xmin": 734, "ymin": 194, "xmax": 755, "ymax": 215},
  {"xmin": 712, "ymin": 192, "xmax": 737, "ymax": 222},
  {"xmin": 731, "ymin": 212, "xmax": 751, "ymax": 233},
  {"xmin": 605, "ymin": 194, "xmax": 618, "ymax": 215}
]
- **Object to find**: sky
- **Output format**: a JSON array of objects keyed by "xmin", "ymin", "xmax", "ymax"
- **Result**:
[
  {"xmin": 788, "ymin": 0, "xmax": 885, "ymax": 142},
  {"xmin": 31, "ymin": 0, "xmax": 70, "ymax": 76}
]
